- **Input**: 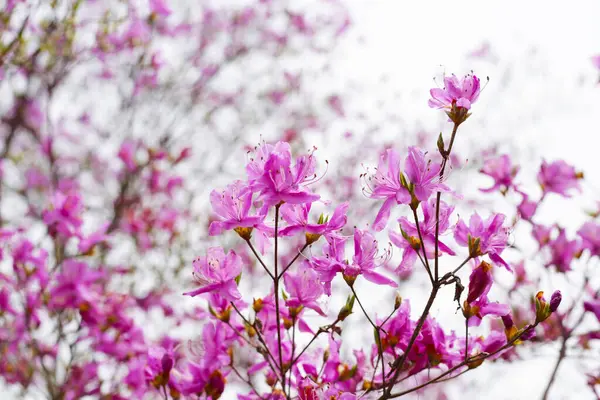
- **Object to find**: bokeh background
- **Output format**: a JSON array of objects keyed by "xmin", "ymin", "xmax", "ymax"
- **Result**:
[{"xmin": 1, "ymin": 0, "xmax": 600, "ymax": 398}]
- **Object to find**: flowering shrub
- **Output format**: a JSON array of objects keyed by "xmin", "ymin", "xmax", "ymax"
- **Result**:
[
  {"xmin": 167, "ymin": 74, "xmax": 585, "ymax": 399},
  {"xmin": 1, "ymin": 1, "xmax": 600, "ymax": 399}
]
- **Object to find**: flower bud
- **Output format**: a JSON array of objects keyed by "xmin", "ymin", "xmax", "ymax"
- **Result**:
[
  {"xmin": 338, "ymin": 294, "xmax": 355, "ymax": 321},
  {"xmin": 394, "ymin": 293, "xmax": 402, "ymax": 310},
  {"xmin": 467, "ymin": 234, "xmax": 482, "ymax": 258},
  {"xmin": 549, "ymin": 290, "xmax": 562, "ymax": 312},
  {"xmin": 466, "ymin": 261, "xmax": 492, "ymax": 304},
  {"xmin": 253, "ymin": 298, "xmax": 264, "ymax": 313},
  {"xmin": 534, "ymin": 291, "xmax": 560, "ymax": 323}
]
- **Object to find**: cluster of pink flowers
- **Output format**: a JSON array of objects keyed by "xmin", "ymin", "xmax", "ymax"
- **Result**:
[
  {"xmin": 1, "ymin": 0, "xmax": 598, "ymax": 397},
  {"xmin": 168, "ymin": 72, "xmax": 574, "ymax": 399}
]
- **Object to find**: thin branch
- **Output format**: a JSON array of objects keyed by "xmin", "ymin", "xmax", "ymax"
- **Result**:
[
  {"xmin": 278, "ymin": 243, "xmax": 309, "ymax": 279},
  {"xmin": 245, "ymin": 239, "xmax": 274, "ymax": 280},
  {"xmin": 411, "ymin": 207, "xmax": 434, "ymax": 284},
  {"xmin": 272, "ymin": 204, "xmax": 286, "ymax": 394}
]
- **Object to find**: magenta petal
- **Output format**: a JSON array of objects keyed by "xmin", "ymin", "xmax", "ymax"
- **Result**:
[
  {"xmin": 247, "ymin": 361, "xmax": 268, "ymax": 375},
  {"xmin": 489, "ymin": 253, "xmax": 511, "ymax": 271},
  {"xmin": 298, "ymin": 318, "xmax": 314, "ymax": 334},
  {"xmin": 373, "ymin": 197, "xmax": 395, "ymax": 232},
  {"xmin": 208, "ymin": 221, "xmax": 225, "ymax": 236},
  {"xmin": 183, "ymin": 282, "xmax": 221, "ymax": 297},
  {"xmin": 362, "ymin": 270, "xmax": 397, "ymax": 287}
]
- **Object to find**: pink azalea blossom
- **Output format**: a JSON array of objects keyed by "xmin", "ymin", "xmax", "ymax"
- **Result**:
[
  {"xmin": 578, "ymin": 221, "xmax": 600, "ymax": 257},
  {"xmin": 517, "ymin": 191, "xmax": 538, "ymax": 221},
  {"xmin": 404, "ymin": 146, "xmax": 451, "ymax": 202},
  {"xmin": 454, "ymin": 212, "xmax": 511, "ymax": 270},
  {"xmin": 49, "ymin": 260, "xmax": 105, "ymax": 310},
  {"xmin": 537, "ymin": 160, "xmax": 582, "ymax": 197},
  {"xmin": 368, "ymin": 149, "xmax": 410, "ymax": 231},
  {"xmin": 480, "ymin": 154, "xmax": 519, "ymax": 193},
  {"xmin": 389, "ymin": 198, "xmax": 455, "ymax": 272},
  {"xmin": 183, "ymin": 247, "xmax": 242, "ymax": 301},
  {"xmin": 283, "ymin": 263, "xmax": 326, "ymax": 316},
  {"xmin": 150, "ymin": 0, "xmax": 171, "ymax": 17},
  {"xmin": 428, "ymin": 74, "xmax": 481, "ymax": 110},
  {"xmin": 532, "ymin": 224, "xmax": 552, "ymax": 247},
  {"xmin": 370, "ymin": 147, "xmax": 450, "ymax": 231},
  {"xmin": 310, "ymin": 230, "xmax": 396, "ymax": 294},
  {"xmin": 466, "ymin": 296, "xmax": 510, "ymax": 327},
  {"xmin": 309, "ymin": 235, "xmax": 346, "ymax": 295},
  {"xmin": 279, "ymin": 201, "xmax": 348, "ymax": 239},
  {"xmin": 42, "ymin": 191, "xmax": 84, "ymax": 238},
  {"xmin": 246, "ymin": 141, "xmax": 320, "ymax": 206},
  {"xmin": 546, "ymin": 228, "xmax": 581, "ymax": 272},
  {"xmin": 208, "ymin": 180, "xmax": 268, "ymax": 236}
]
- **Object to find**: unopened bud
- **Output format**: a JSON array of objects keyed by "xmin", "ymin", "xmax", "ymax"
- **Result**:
[
  {"xmin": 253, "ymin": 298, "xmax": 264, "ymax": 313},
  {"xmin": 535, "ymin": 291, "xmax": 551, "ymax": 323},
  {"xmin": 338, "ymin": 295, "xmax": 355, "ymax": 321},
  {"xmin": 549, "ymin": 290, "xmax": 562, "ymax": 313},
  {"xmin": 394, "ymin": 293, "xmax": 402, "ymax": 310}
]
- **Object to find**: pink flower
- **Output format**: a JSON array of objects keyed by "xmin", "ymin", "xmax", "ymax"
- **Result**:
[
  {"xmin": 532, "ymin": 224, "xmax": 552, "ymax": 247},
  {"xmin": 480, "ymin": 154, "xmax": 519, "ymax": 193},
  {"xmin": 246, "ymin": 141, "xmax": 320, "ymax": 206},
  {"xmin": 78, "ymin": 222, "xmax": 110, "ymax": 254},
  {"xmin": 578, "ymin": 221, "xmax": 600, "ymax": 257},
  {"xmin": 517, "ymin": 192, "xmax": 538, "ymax": 221},
  {"xmin": 309, "ymin": 236, "xmax": 346, "ymax": 295},
  {"xmin": 118, "ymin": 140, "xmax": 138, "ymax": 172},
  {"xmin": 537, "ymin": 160, "xmax": 582, "ymax": 197},
  {"xmin": 592, "ymin": 54, "xmax": 600, "ymax": 70},
  {"xmin": 310, "ymin": 230, "xmax": 396, "ymax": 293},
  {"xmin": 404, "ymin": 146, "xmax": 451, "ymax": 202},
  {"xmin": 49, "ymin": 260, "xmax": 105, "ymax": 310},
  {"xmin": 124, "ymin": 19, "xmax": 152, "ymax": 46},
  {"xmin": 42, "ymin": 191, "xmax": 83, "ymax": 238},
  {"xmin": 145, "ymin": 346, "xmax": 175, "ymax": 387},
  {"xmin": 183, "ymin": 247, "xmax": 242, "ymax": 301},
  {"xmin": 583, "ymin": 299, "xmax": 600, "ymax": 322},
  {"xmin": 454, "ymin": 212, "xmax": 510, "ymax": 270},
  {"xmin": 208, "ymin": 180, "xmax": 267, "ymax": 236},
  {"xmin": 389, "ymin": 198, "xmax": 455, "ymax": 272},
  {"xmin": 279, "ymin": 202, "xmax": 348, "ymax": 240},
  {"xmin": 368, "ymin": 149, "xmax": 410, "ymax": 231},
  {"xmin": 348, "ymin": 229, "xmax": 396, "ymax": 287},
  {"xmin": 546, "ymin": 228, "xmax": 580, "ymax": 272},
  {"xmin": 150, "ymin": 0, "xmax": 171, "ymax": 17},
  {"xmin": 24, "ymin": 167, "xmax": 50, "ymax": 190},
  {"xmin": 370, "ymin": 147, "xmax": 450, "ymax": 232},
  {"xmin": 283, "ymin": 263, "xmax": 326, "ymax": 316},
  {"xmin": 428, "ymin": 74, "xmax": 481, "ymax": 110},
  {"xmin": 465, "ymin": 296, "xmax": 510, "ymax": 327}
]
